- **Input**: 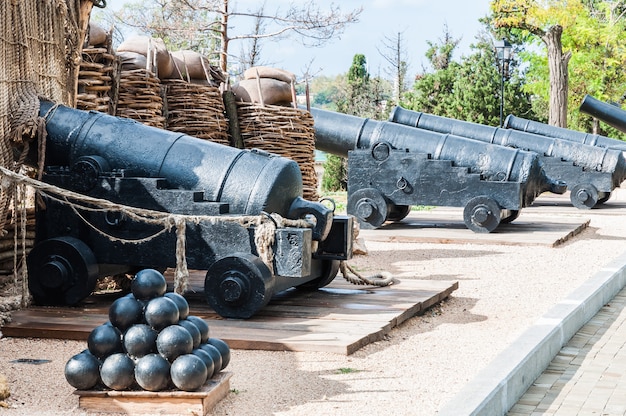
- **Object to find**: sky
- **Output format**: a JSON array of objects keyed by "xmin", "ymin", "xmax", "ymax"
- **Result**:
[{"xmin": 102, "ymin": 0, "xmax": 492, "ymax": 78}]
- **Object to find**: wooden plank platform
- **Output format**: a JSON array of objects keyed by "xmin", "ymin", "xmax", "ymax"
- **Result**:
[
  {"xmin": 75, "ymin": 371, "xmax": 232, "ymax": 415},
  {"xmin": 1, "ymin": 272, "xmax": 458, "ymax": 355}
]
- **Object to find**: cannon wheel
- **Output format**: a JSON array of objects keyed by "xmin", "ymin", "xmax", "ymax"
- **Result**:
[
  {"xmin": 204, "ymin": 253, "xmax": 273, "ymax": 319},
  {"xmin": 570, "ymin": 183, "xmax": 599, "ymax": 210},
  {"xmin": 387, "ymin": 205, "xmax": 412, "ymax": 222},
  {"xmin": 296, "ymin": 259, "xmax": 341, "ymax": 290},
  {"xmin": 463, "ymin": 196, "xmax": 501, "ymax": 233},
  {"xmin": 501, "ymin": 210, "xmax": 521, "ymax": 224},
  {"xmin": 26, "ymin": 236, "xmax": 99, "ymax": 305},
  {"xmin": 347, "ymin": 188, "xmax": 390, "ymax": 229},
  {"xmin": 597, "ymin": 192, "xmax": 612, "ymax": 205}
]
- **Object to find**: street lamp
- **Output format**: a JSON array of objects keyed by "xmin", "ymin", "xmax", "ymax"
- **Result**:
[{"xmin": 494, "ymin": 39, "xmax": 512, "ymax": 127}]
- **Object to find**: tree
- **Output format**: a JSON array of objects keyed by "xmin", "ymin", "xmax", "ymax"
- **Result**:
[
  {"xmin": 402, "ymin": 29, "xmax": 535, "ymax": 127},
  {"xmin": 112, "ymin": 0, "xmax": 362, "ymax": 73},
  {"xmin": 561, "ymin": 0, "xmax": 626, "ymax": 137},
  {"xmin": 321, "ymin": 54, "xmax": 391, "ymax": 191},
  {"xmin": 378, "ymin": 31, "xmax": 409, "ymax": 105},
  {"xmin": 490, "ymin": 0, "xmax": 584, "ymax": 127}
]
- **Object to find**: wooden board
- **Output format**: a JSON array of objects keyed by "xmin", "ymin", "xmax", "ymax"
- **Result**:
[
  {"xmin": 75, "ymin": 371, "xmax": 232, "ymax": 415},
  {"xmin": 1, "ymin": 273, "xmax": 458, "ymax": 355}
]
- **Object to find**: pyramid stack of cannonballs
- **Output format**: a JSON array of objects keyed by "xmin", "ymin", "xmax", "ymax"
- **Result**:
[{"xmin": 64, "ymin": 269, "xmax": 230, "ymax": 392}]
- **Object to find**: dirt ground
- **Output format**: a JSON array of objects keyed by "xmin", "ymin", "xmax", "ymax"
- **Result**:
[{"xmin": 1, "ymin": 191, "xmax": 626, "ymax": 416}]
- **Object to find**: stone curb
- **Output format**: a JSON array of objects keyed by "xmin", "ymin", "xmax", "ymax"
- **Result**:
[{"xmin": 438, "ymin": 251, "xmax": 626, "ymax": 416}]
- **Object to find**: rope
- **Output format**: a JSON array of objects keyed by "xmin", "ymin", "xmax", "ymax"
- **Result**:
[{"xmin": 339, "ymin": 261, "xmax": 394, "ymax": 287}]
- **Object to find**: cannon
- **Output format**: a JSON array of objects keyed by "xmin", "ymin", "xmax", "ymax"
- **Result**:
[
  {"xmin": 26, "ymin": 101, "xmax": 353, "ymax": 319},
  {"xmin": 503, "ymin": 107, "xmax": 626, "ymax": 154},
  {"xmin": 389, "ymin": 106, "xmax": 626, "ymax": 209},
  {"xmin": 310, "ymin": 107, "xmax": 566, "ymax": 233},
  {"xmin": 579, "ymin": 94, "xmax": 626, "ymax": 135}
]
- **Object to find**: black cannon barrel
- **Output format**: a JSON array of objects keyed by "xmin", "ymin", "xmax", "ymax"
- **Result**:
[
  {"xmin": 580, "ymin": 94, "xmax": 626, "ymax": 134},
  {"xmin": 504, "ymin": 115, "xmax": 626, "ymax": 153},
  {"xmin": 310, "ymin": 107, "xmax": 565, "ymax": 200},
  {"xmin": 40, "ymin": 101, "xmax": 307, "ymax": 218},
  {"xmin": 389, "ymin": 106, "xmax": 626, "ymax": 178}
]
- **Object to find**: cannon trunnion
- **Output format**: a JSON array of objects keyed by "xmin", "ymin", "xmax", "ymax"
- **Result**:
[
  {"xmin": 389, "ymin": 106, "xmax": 626, "ymax": 209},
  {"xmin": 310, "ymin": 107, "xmax": 566, "ymax": 233},
  {"xmin": 27, "ymin": 102, "xmax": 353, "ymax": 318}
]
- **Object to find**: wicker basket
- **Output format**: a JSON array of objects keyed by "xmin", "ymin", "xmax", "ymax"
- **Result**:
[
  {"xmin": 116, "ymin": 69, "xmax": 165, "ymax": 128},
  {"xmin": 77, "ymin": 47, "xmax": 117, "ymax": 114},
  {"xmin": 163, "ymin": 79, "xmax": 229, "ymax": 146},
  {"xmin": 236, "ymin": 103, "xmax": 318, "ymax": 201}
]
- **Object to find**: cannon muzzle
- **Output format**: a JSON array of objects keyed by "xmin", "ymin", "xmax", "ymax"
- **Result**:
[{"xmin": 580, "ymin": 94, "xmax": 626, "ymax": 134}]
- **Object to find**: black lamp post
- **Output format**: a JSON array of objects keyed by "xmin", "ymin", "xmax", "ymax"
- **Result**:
[{"xmin": 494, "ymin": 39, "xmax": 512, "ymax": 127}]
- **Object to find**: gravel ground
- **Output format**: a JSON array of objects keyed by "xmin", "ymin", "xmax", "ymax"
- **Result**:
[{"xmin": 1, "ymin": 193, "xmax": 626, "ymax": 416}]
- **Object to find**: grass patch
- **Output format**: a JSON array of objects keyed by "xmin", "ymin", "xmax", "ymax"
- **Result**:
[{"xmin": 336, "ymin": 367, "xmax": 361, "ymax": 374}]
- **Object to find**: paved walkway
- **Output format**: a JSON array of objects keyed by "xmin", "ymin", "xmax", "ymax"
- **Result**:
[
  {"xmin": 438, "ymin": 251, "xmax": 626, "ymax": 416},
  {"xmin": 508, "ymin": 288, "xmax": 626, "ymax": 416}
]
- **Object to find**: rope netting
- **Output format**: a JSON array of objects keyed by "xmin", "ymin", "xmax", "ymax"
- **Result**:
[{"xmin": 0, "ymin": 0, "xmax": 91, "ymax": 310}]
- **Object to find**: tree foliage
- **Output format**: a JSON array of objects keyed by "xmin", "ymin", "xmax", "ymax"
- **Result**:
[
  {"xmin": 490, "ymin": 0, "xmax": 584, "ymax": 127},
  {"xmin": 492, "ymin": 0, "xmax": 626, "ymax": 137}
]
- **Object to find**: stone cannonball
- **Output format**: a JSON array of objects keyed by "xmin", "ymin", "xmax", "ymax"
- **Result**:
[
  {"xmin": 100, "ymin": 353, "xmax": 135, "ymax": 391},
  {"xmin": 170, "ymin": 354, "xmax": 208, "ymax": 391},
  {"xmin": 134, "ymin": 353, "xmax": 171, "ymax": 392},
  {"xmin": 64, "ymin": 350, "xmax": 101, "ymax": 390},
  {"xmin": 87, "ymin": 323, "xmax": 123, "ymax": 359},
  {"xmin": 131, "ymin": 269, "xmax": 167, "ymax": 300},
  {"xmin": 144, "ymin": 297, "xmax": 179, "ymax": 331},
  {"xmin": 156, "ymin": 324, "xmax": 193, "ymax": 362}
]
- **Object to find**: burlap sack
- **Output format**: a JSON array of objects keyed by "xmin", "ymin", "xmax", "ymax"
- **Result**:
[
  {"xmin": 117, "ymin": 51, "xmax": 147, "ymax": 71},
  {"xmin": 168, "ymin": 50, "xmax": 211, "ymax": 80},
  {"xmin": 117, "ymin": 35, "xmax": 173, "ymax": 77},
  {"xmin": 243, "ymin": 66, "xmax": 296, "ymax": 83},
  {"xmin": 232, "ymin": 78, "xmax": 293, "ymax": 106},
  {"xmin": 88, "ymin": 23, "xmax": 107, "ymax": 46}
]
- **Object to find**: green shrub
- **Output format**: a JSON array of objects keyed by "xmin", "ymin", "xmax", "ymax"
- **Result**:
[{"xmin": 321, "ymin": 154, "xmax": 347, "ymax": 192}]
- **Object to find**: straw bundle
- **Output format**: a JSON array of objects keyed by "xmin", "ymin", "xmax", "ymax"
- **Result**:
[
  {"xmin": 237, "ymin": 103, "xmax": 318, "ymax": 201},
  {"xmin": 163, "ymin": 79, "xmax": 229, "ymax": 146},
  {"xmin": 116, "ymin": 69, "xmax": 165, "ymax": 128}
]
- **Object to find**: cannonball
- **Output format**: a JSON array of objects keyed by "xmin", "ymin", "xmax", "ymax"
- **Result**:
[
  {"xmin": 207, "ymin": 338, "xmax": 231, "ymax": 370},
  {"xmin": 123, "ymin": 324, "xmax": 158, "ymax": 358},
  {"xmin": 178, "ymin": 319, "xmax": 201, "ymax": 349},
  {"xmin": 144, "ymin": 297, "xmax": 179, "ymax": 331},
  {"xmin": 134, "ymin": 353, "xmax": 171, "ymax": 391},
  {"xmin": 156, "ymin": 325, "xmax": 193, "ymax": 362},
  {"xmin": 199, "ymin": 343, "xmax": 222, "ymax": 377},
  {"xmin": 65, "ymin": 350, "xmax": 101, "ymax": 390},
  {"xmin": 109, "ymin": 296, "xmax": 144, "ymax": 331},
  {"xmin": 100, "ymin": 353, "xmax": 135, "ymax": 390},
  {"xmin": 191, "ymin": 348, "xmax": 215, "ymax": 380},
  {"xmin": 170, "ymin": 354, "xmax": 208, "ymax": 391},
  {"xmin": 164, "ymin": 292, "xmax": 189, "ymax": 320},
  {"xmin": 131, "ymin": 269, "xmax": 167, "ymax": 300},
  {"xmin": 88, "ymin": 323, "xmax": 123, "ymax": 359},
  {"xmin": 186, "ymin": 315, "xmax": 210, "ymax": 343}
]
